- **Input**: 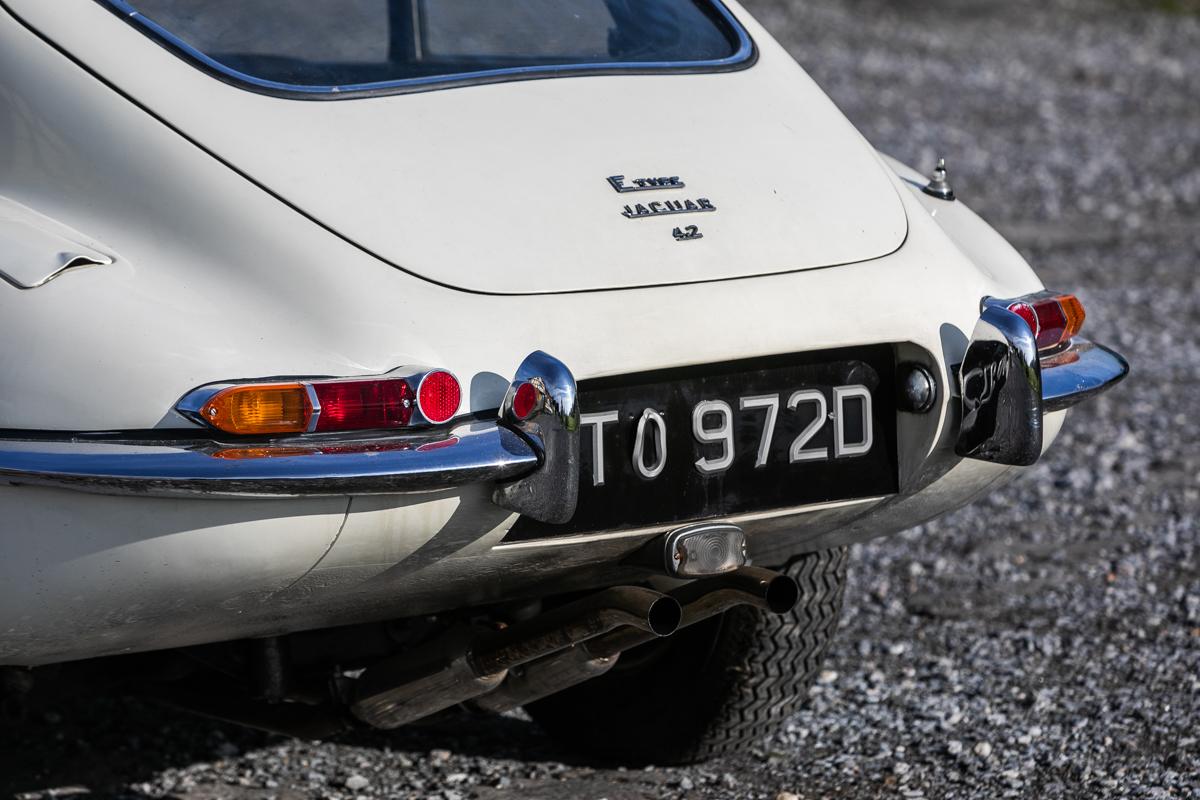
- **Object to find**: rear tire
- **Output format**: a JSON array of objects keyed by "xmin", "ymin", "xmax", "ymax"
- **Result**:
[{"xmin": 526, "ymin": 547, "xmax": 848, "ymax": 764}]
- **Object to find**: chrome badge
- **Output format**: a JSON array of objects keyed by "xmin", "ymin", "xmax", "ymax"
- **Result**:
[
  {"xmin": 622, "ymin": 198, "xmax": 716, "ymax": 219},
  {"xmin": 608, "ymin": 174, "xmax": 716, "ymax": 238},
  {"xmin": 607, "ymin": 174, "xmax": 685, "ymax": 193}
]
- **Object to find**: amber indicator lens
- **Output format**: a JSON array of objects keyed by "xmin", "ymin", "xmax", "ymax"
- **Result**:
[{"xmin": 201, "ymin": 384, "xmax": 312, "ymax": 435}]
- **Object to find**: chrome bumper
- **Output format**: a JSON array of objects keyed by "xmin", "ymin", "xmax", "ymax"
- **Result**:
[
  {"xmin": 0, "ymin": 351, "xmax": 583, "ymax": 524},
  {"xmin": 1041, "ymin": 341, "xmax": 1130, "ymax": 413},
  {"xmin": 956, "ymin": 304, "xmax": 1129, "ymax": 466},
  {"xmin": 0, "ymin": 319, "xmax": 1129, "ymax": 522}
]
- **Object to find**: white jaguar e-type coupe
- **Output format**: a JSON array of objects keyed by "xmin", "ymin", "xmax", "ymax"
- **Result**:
[{"xmin": 0, "ymin": 0, "xmax": 1126, "ymax": 763}]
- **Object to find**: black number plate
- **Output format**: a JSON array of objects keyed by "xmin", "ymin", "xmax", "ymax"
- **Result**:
[{"xmin": 507, "ymin": 345, "xmax": 898, "ymax": 540}]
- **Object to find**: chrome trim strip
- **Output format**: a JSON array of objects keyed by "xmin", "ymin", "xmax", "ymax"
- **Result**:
[
  {"xmin": 99, "ymin": 0, "xmax": 756, "ymax": 100},
  {"xmin": 492, "ymin": 496, "xmax": 886, "ymax": 550},
  {"xmin": 0, "ymin": 421, "xmax": 537, "ymax": 499},
  {"xmin": 304, "ymin": 383, "xmax": 322, "ymax": 433},
  {"xmin": 174, "ymin": 382, "xmax": 232, "ymax": 427},
  {"xmin": 1041, "ymin": 340, "xmax": 1130, "ymax": 413}
]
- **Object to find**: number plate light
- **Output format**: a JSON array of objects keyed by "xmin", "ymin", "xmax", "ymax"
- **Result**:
[{"xmin": 663, "ymin": 523, "xmax": 748, "ymax": 578}]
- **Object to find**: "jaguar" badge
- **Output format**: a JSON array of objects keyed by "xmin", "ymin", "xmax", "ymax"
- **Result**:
[{"xmin": 621, "ymin": 198, "xmax": 716, "ymax": 219}]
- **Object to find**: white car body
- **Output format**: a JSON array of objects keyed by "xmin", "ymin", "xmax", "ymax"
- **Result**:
[{"xmin": 0, "ymin": 0, "xmax": 1124, "ymax": 676}]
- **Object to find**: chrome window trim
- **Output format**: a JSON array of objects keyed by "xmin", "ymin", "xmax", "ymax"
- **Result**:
[{"xmin": 98, "ymin": 0, "xmax": 758, "ymax": 100}]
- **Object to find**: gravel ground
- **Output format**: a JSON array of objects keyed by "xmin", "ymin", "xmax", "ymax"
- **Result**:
[{"xmin": 4, "ymin": 0, "xmax": 1198, "ymax": 798}]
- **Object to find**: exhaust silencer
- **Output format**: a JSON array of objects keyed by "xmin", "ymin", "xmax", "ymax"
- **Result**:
[
  {"xmin": 473, "ymin": 566, "xmax": 800, "ymax": 713},
  {"xmin": 470, "ymin": 646, "xmax": 618, "ymax": 714},
  {"xmin": 351, "ymin": 585, "xmax": 680, "ymax": 729}
]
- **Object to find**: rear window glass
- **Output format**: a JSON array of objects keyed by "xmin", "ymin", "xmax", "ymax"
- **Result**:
[{"xmin": 102, "ymin": 0, "xmax": 753, "ymax": 96}]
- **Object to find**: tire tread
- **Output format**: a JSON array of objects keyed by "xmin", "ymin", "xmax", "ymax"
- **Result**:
[{"xmin": 526, "ymin": 547, "xmax": 849, "ymax": 764}]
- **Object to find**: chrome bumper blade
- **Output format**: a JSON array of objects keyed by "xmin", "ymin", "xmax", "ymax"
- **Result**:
[
  {"xmin": 0, "ymin": 421, "xmax": 538, "ymax": 498},
  {"xmin": 1042, "ymin": 341, "xmax": 1130, "ymax": 413}
]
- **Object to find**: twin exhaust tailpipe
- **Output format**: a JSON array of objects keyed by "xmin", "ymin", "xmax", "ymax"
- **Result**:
[{"xmin": 351, "ymin": 566, "xmax": 799, "ymax": 729}]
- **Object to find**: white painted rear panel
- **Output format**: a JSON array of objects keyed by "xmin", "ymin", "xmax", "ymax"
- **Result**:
[{"xmin": 3, "ymin": 0, "xmax": 907, "ymax": 294}]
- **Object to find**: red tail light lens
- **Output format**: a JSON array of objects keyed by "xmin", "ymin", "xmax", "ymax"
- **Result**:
[
  {"xmin": 417, "ymin": 370, "xmax": 462, "ymax": 424},
  {"xmin": 1007, "ymin": 302, "xmax": 1040, "ymax": 337},
  {"xmin": 1007, "ymin": 293, "xmax": 1086, "ymax": 352},
  {"xmin": 511, "ymin": 381, "xmax": 540, "ymax": 420},
  {"xmin": 313, "ymin": 378, "xmax": 414, "ymax": 432}
]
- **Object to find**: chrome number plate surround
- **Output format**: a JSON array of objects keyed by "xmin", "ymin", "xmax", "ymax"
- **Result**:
[{"xmin": 506, "ymin": 346, "xmax": 899, "ymax": 540}]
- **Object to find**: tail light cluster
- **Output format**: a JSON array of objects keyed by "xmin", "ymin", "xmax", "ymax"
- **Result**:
[
  {"xmin": 199, "ymin": 370, "xmax": 461, "ymax": 436},
  {"xmin": 1006, "ymin": 292, "xmax": 1086, "ymax": 352}
]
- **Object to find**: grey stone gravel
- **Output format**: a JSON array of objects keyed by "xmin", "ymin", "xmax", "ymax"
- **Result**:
[{"xmin": 3, "ymin": 0, "xmax": 1197, "ymax": 798}]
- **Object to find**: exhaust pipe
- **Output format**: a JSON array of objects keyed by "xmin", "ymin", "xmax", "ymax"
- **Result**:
[
  {"xmin": 589, "ymin": 566, "xmax": 798, "ymax": 658},
  {"xmin": 351, "ymin": 585, "xmax": 680, "ymax": 729},
  {"xmin": 472, "ymin": 566, "xmax": 799, "ymax": 713}
]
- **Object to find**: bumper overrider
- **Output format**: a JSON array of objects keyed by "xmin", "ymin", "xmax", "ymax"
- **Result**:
[
  {"xmin": 0, "ymin": 300, "xmax": 1128, "ymax": 524},
  {"xmin": 955, "ymin": 296, "xmax": 1129, "ymax": 466}
]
